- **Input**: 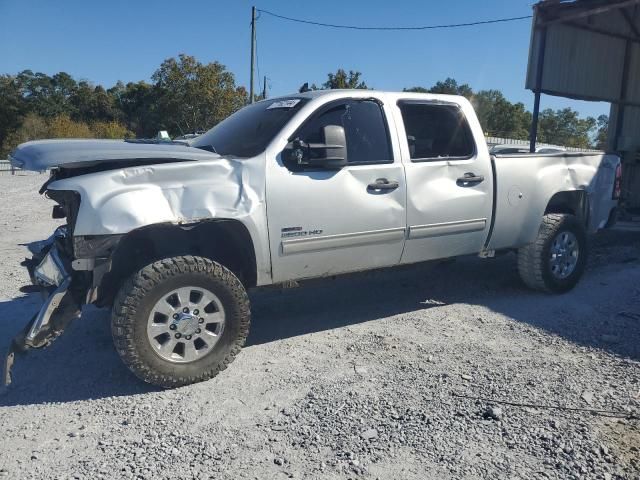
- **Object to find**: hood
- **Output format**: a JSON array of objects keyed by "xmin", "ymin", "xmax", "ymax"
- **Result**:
[{"xmin": 10, "ymin": 138, "xmax": 220, "ymax": 172}]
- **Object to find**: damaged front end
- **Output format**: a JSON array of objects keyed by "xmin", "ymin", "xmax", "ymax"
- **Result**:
[{"xmin": 3, "ymin": 223, "xmax": 83, "ymax": 386}]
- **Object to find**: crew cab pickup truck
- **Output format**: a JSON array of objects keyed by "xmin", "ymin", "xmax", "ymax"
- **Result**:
[{"xmin": 5, "ymin": 90, "xmax": 621, "ymax": 388}]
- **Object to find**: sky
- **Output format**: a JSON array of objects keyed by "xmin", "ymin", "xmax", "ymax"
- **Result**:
[{"xmin": 0, "ymin": 0, "xmax": 610, "ymax": 119}]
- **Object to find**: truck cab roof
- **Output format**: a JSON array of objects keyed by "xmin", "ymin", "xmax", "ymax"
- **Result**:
[{"xmin": 277, "ymin": 89, "xmax": 469, "ymax": 104}]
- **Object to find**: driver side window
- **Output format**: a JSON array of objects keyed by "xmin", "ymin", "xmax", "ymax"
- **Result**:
[{"xmin": 295, "ymin": 100, "xmax": 393, "ymax": 166}]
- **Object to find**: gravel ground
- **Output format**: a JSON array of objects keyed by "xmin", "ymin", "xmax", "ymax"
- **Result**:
[{"xmin": 0, "ymin": 173, "xmax": 639, "ymax": 480}]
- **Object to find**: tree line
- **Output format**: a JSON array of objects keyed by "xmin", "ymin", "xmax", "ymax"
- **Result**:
[
  {"xmin": 0, "ymin": 54, "xmax": 246, "ymax": 157},
  {"xmin": 0, "ymin": 56, "xmax": 608, "ymax": 157}
]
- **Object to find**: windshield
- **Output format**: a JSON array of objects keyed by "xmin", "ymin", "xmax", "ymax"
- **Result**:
[{"xmin": 190, "ymin": 97, "xmax": 309, "ymax": 157}]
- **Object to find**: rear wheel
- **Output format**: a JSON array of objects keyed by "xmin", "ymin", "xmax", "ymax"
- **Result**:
[
  {"xmin": 111, "ymin": 256, "xmax": 250, "ymax": 388},
  {"xmin": 517, "ymin": 213, "xmax": 587, "ymax": 293}
]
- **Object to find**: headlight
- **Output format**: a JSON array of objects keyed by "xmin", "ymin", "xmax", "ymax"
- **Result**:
[{"xmin": 34, "ymin": 247, "xmax": 67, "ymax": 287}]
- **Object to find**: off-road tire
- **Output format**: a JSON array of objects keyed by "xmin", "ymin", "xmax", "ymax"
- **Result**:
[
  {"xmin": 517, "ymin": 213, "xmax": 587, "ymax": 293},
  {"xmin": 111, "ymin": 256, "xmax": 250, "ymax": 388}
]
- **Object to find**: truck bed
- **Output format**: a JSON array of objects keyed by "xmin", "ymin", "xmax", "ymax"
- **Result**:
[{"xmin": 487, "ymin": 152, "xmax": 619, "ymax": 251}]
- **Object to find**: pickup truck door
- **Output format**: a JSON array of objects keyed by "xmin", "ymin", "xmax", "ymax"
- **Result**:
[
  {"xmin": 266, "ymin": 98, "xmax": 406, "ymax": 282},
  {"xmin": 394, "ymin": 100, "xmax": 494, "ymax": 263}
]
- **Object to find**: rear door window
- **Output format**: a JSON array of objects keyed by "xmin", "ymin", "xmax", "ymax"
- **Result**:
[{"xmin": 398, "ymin": 103, "xmax": 475, "ymax": 160}]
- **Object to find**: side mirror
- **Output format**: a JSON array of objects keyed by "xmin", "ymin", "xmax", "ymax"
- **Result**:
[{"xmin": 287, "ymin": 125, "xmax": 348, "ymax": 169}]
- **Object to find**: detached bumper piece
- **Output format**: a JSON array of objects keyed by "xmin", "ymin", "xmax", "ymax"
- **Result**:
[{"xmin": 3, "ymin": 227, "xmax": 81, "ymax": 386}]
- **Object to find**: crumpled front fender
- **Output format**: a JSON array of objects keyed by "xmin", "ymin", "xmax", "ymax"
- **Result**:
[{"xmin": 47, "ymin": 156, "xmax": 272, "ymax": 286}]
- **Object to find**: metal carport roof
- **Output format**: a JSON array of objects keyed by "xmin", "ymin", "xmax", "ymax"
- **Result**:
[{"xmin": 527, "ymin": 0, "xmax": 640, "ymax": 207}]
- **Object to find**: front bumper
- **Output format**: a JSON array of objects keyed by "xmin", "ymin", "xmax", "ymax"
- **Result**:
[{"xmin": 3, "ymin": 226, "xmax": 81, "ymax": 386}]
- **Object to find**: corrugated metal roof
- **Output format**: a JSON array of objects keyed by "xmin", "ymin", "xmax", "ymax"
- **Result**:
[
  {"xmin": 536, "ymin": 0, "xmax": 639, "ymax": 23},
  {"xmin": 526, "ymin": 24, "xmax": 625, "ymax": 101},
  {"xmin": 527, "ymin": 0, "xmax": 640, "ymax": 105}
]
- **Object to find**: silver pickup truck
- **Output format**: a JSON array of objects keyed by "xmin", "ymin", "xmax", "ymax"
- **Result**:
[{"xmin": 5, "ymin": 90, "xmax": 621, "ymax": 388}]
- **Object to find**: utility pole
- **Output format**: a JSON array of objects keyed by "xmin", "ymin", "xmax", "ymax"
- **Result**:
[
  {"xmin": 262, "ymin": 75, "xmax": 267, "ymax": 100},
  {"xmin": 250, "ymin": 6, "xmax": 256, "ymax": 104}
]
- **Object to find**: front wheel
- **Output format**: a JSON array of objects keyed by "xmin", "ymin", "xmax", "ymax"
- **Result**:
[
  {"xmin": 111, "ymin": 256, "xmax": 250, "ymax": 388},
  {"xmin": 517, "ymin": 213, "xmax": 587, "ymax": 293}
]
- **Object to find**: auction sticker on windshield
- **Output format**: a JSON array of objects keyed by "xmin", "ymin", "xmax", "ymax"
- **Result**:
[{"xmin": 267, "ymin": 99, "xmax": 301, "ymax": 109}]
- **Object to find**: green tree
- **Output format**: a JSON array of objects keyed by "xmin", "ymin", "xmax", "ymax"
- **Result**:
[
  {"xmin": 51, "ymin": 72, "xmax": 77, "ymax": 100},
  {"xmin": 1, "ymin": 113, "xmax": 49, "ymax": 156},
  {"xmin": 0, "ymin": 74, "xmax": 26, "ymax": 149},
  {"xmin": 322, "ymin": 69, "xmax": 368, "ymax": 89},
  {"xmin": 152, "ymin": 54, "xmax": 246, "ymax": 136},
  {"xmin": 403, "ymin": 86, "xmax": 429, "ymax": 93},
  {"xmin": 594, "ymin": 114, "xmax": 608, "ymax": 150},
  {"xmin": 47, "ymin": 114, "xmax": 93, "ymax": 138},
  {"xmin": 537, "ymin": 108, "xmax": 596, "ymax": 148},
  {"xmin": 70, "ymin": 81, "xmax": 121, "ymax": 124},
  {"xmin": 404, "ymin": 78, "xmax": 473, "ymax": 98},
  {"xmin": 473, "ymin": 90, "xmax": 531, "ymax": 138},
  {"xmin": 15, "ymin": 70, "xmax": 75, "ymax": 118},
  {"xmin": 109, "ymin": 81, "xmax": 160, "ymax": 138},
  {"xmin": 0, "ymin": 112, "xmax": 132, "ymax": 157},
  {"xmin": 90, "ymin": 120, "xmax": 134, "ymax": 139},
  {"xmin": 431, "ymin": 78, "xmax": 473, "ymax": 98}
]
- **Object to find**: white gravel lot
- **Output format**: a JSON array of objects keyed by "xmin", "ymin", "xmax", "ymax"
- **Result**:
[{"xmin": 0, "ymin": 173, "xmax": 638, "ymax": 480}]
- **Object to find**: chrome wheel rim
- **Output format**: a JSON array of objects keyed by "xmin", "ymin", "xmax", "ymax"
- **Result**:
[
  {"xmin": 549, "ymin": 231, "xmax": 579, "ymax": 279},
  {"xmin": 147, "ymin": 286, "xmax": 225, "ymax": 363}
]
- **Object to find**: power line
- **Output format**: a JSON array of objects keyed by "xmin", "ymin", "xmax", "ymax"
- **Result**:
[{"xmin": 256, "ymin": 8, "xmax": 532, "ymax": 31}]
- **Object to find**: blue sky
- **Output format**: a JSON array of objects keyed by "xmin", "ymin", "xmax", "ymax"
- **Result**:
[{"xmin": 0, "ymin": 0, "xmax": 609, "ymax": 119}]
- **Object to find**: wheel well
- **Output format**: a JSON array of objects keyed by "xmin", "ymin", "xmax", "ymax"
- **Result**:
[
  {"xmin": 97, "ymin": 220, "xmax": 257, "ymax": 306},
  {"xmin": 544, "ymin": 190, "xmax": 588, "ymax": 224}
]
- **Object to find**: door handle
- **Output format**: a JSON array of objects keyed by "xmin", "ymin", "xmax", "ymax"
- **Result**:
[
  {"xmin": 367, "ymin": 178, "xmax": 399, "ymax": 192},
  {"xmin": 457, "ymin": 172, "xmax": 485, "ymax": 187}
]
